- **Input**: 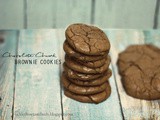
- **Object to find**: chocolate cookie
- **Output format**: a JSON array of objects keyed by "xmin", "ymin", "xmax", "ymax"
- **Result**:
[
  {"xmin": 65, "ymin": 55, "xmax": 110, "ymax": 74},
  {"xmin": 63, "ymin": 63, "xmax": 102, "ymax": 81},
  {"xmin": 63, "ymin": 40, "xmax": 107, "ymax": 62},
  {"xmin": 65, "ymin": 23, "xmax": 110, "ymax": 55},
  {"xmin": 67, "ymin": 69, "xmax": 112, "ymax": 86},
  {"xmin": 61, "ymin": 74, "xmax": 107, "ymax": 95},
  {"xmin": 117, "ymin": 44, "xmax": 160, "ymax": 100},
  {"xmin": 76, "ymin": 55, "xmax": 110, "ymax": 68},
  {"xmin": 64, "ymin": 82, "xmax": 111, "ymax": 104}
]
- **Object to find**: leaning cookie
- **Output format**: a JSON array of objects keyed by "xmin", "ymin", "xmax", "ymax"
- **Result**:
[
  {"xmin": 64, "ymin": 82, "xmax": 111, "ymax": 104},
  {"xmin": 65, "ymin": 23, "xmax": 110, "ymax": 55},
  {"xmin": 66, "ymin": 69, "xmax": 112, "ymax": 86},
  {"xmin": 61, "ymin": 73, "xmax": 107, "ymax": 95},
  {"xmin": 65, "ymin": 55, "xmax": 110, "ymax": 74},
  {"xmin": 63, "ymin": 40, "xmax": 108, "ymax": 62},
  {"xmin": 117, "ymin": 44, "xmax": 160, "ymax": 100},
  {"xmin": 63, "ymin": 63, "xmax": 102, "ymax": 81}
]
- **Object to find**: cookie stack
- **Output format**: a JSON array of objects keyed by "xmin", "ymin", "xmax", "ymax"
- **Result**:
[{"xmin": 61, "ymin": 24, "xmax": 112, "ymax": 104}]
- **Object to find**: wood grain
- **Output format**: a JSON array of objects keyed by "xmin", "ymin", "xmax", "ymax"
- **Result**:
[
  {"xmin": 0, "ymin": 0, "xmax": 24, "ymax": 29},
  {"xmin": 55, "ymin": 0, "xmax": 92, "ymax": 28},
  {"xmin": 56, "ymin": 29, "xmax": 123, "ymax": 120},
  {"xmin": 0, "ymin": 29, "xmax": 160, "ymax": 120},
  {"xmin": 0, "ymin": 31, "xmax": 18, "ymax": 120},
  {"xmin": 0, "ymin": 0, "xmax": 159, "ymax": 29},
  {"xmin": 143, "ymin": 30, "xmax": 160, "ymax": 120},
  {"xmin": 13, "ymin": 30, "xmax": 62, "ymax": 120},
  {"xmin": 158, "ymin": 4, "xmax": 160, "ymax": 28},
  {"xmin": 106, "ymin": 29, "xmax": 160, "ymax": 120},
  {"xmin": 94, "ymin": 0, "xmax": 157, "ymax": 29},
  {"xmin": 27, "ymin": 0, "xmax": 57, "ymax": 28}
]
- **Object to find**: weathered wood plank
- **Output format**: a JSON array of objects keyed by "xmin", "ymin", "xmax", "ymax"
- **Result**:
[
  {"xmin": 106, "ymin": 29, "xmax": 160, "ymax": 120},
  {"xmin": 56, "ymin": 29, "xmax": 123, "ymax": 120},
  {"xmin": 13, "ymin": 30, "xmax": 62, "ymax": 120},
  {"xmin": 27, "ymin": 0, "xmax": 57, "ymax": 28},
  {"xmin": 158, "ymin": 4, "xmax": 160, "ymax": 28},
  {"xmin": 143, "ymin": 30, "xmax": 160, "ymax": 120},
  {"xmin": 0, "ymin": 31, "xmax": 18, "ymax": 120},
  {"xmin": 94, "ymin": 0, "xmax": 157, "ymax": 29},
  {"xmin": 55, "ymin": 0, "xmax": 92, "ymax": 28},
  {"xmin": 0, "ymin": 0, "xmax": 24, "ymax": 29},
  {"xmin": 27, "ymin": 0, "xmax": 92, "ymax": 28}
]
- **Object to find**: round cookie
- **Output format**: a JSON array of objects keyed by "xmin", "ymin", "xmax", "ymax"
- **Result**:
[
  {"xmin": 65, "ymin": 23, "xmax": 110, "ymax": 55},
  {"xmin": 61, "ymin": 74, "xmax": 107, "ymax": 95},
  {"xmin": 67, "ymin": 69, "xmax": 112, "ymax": 86},
  {"xmin": 117, "ymin": 44, "xmax": 160, "ymax": 100},
  {"xmin": 63, "ymin": 40, "xmax": 108, "ymax": 62},
  {"xmin": 63, "ymin": 63, "xmax": 102, "ymax": 81},
  {"xmin": 65, "ymin": 55, "xmax": 110, "ymax": 74},
  {"xmin": 76, "ymin": 55, "xmax": 110, "ymax": 68},
  {"xmin": 64, "ymin": 82, "xmax": 111, "ymax": 104}
]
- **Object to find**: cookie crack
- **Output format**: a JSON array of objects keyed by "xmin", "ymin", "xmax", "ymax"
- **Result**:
[
  {"xmin": 150, "ymin": 65, "xmax": 160, "ymax": 93},
  {"xmin": 69, "ymin": 28, "xmax": 75, "ymax": 37}
]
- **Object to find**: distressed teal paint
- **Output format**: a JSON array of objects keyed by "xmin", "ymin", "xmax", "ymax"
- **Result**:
[
  {"xmin": 0, "ymin": 29, "xmax": 160, "ymax": 120},
  {"xmin": 13, "ymin": 30, "xmax": 62, "ymax": 120},
  {"xmin": 94, "ymin": 0, "xmax": 157, "ymax": 29},
  {"xmin": 27, "ymin": 0, "xmax": 57, "ymax": 28},
  {"xmin": 0, "ymin": 30, "xmax": 18, "ymax": 120},
  {"xmin": 106, "ymin": 29, "xmax": 160, "ymax": 119},
  {"xmin": 55, "ymin": 0, "xmax": 92, "ymax": 28},
  {"xmin": 0, "ymin": 0, "xmax": 24, "ymax": 29},
  {"xmin": 144, "ymin": 30, "xmax": 160, "ymax": 44},
  {"xmin": 0, "ymin": 0, "xmax": 159, "ymax": 29}
]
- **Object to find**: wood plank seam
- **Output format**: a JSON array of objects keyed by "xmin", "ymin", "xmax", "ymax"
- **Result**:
[
  {"xmin": 59, "ymin": 64, "xmax": 64, "ymax": 120},
  {"xmin": 57, "ymin": 30, "xmax": 64, "ymax": 120},
  {"xmin": 24, "ymin": 0, "xmax": 28, "ymax": 29},
  {"xmin": 91, "ymin": 0, "xmax": 95, "ymax": 24},
  {"xmin": 11, "ymin": 31, "xmax": 19, "ymax": 120},
  {"xmin": 52, "ymin": 0, "xmax": 57, "ymax": 28},
  {"xmin": 153, "ymin": 0, "xmax": 160, "ymax": 29},
  {"xmin": 111, "ymin": 61, "xmax": 125, "ymax": 120}
]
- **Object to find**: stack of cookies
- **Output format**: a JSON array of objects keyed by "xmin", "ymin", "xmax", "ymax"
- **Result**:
[{"xmin": 61, "ymin": 24, "xmax": 112, "ymax": 104}]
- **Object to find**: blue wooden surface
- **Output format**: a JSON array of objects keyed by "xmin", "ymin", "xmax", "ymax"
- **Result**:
[
  {"xmin": 0, "ymin": 31, "xmax": 18, "ymax": 120},
  {"xmin": 13, "ymin": 30, "xmax": 62, "ymax": 120},
  {"xmin": 94, "ymin": 0, "xmax": 157, "ymax": 29},
  {"xmin": 0, "ymin": 0, "xmax": 24, "ymax": 29},
  {"xmin": 0, "ymin": 0, "xmax": 159, "ymax": 29},
  {"xmin": 107, "ymin": 29, "xmax": 160, "ymax": 120},
  {"xmin": 0, "ymin": 29, "xmax": 160, "ymax": 120},
  {"xmin": 27, "ymin": 0, "xmax": 57, "ymax": 28}
]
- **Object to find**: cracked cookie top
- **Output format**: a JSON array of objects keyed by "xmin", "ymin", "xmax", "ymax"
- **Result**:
[
  {"xmin": 65, "ymin": 23, "xmax": 110, "ymax": 55},
  {"xmin": 117, "ymin": 44, "xmax": 160, "ymax": 100}
]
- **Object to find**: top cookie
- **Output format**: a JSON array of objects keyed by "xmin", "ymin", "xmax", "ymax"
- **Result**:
[
  {"xmin": 65, "ymin": 23, "xmax": 110, "ymax": 55},
  {"xmin": 117, "ymin": 44, "xmax": 160, "ymax": 100}
]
